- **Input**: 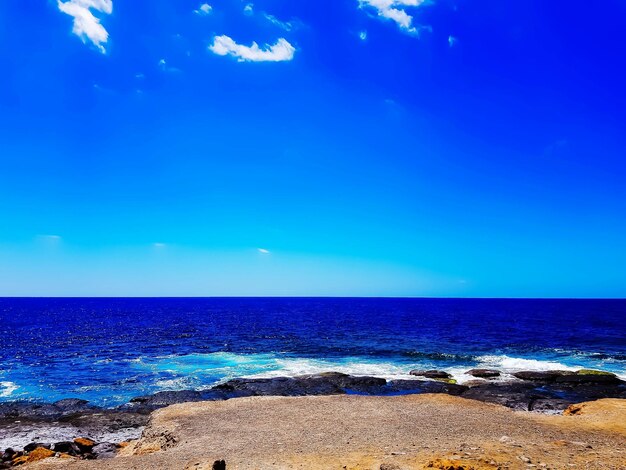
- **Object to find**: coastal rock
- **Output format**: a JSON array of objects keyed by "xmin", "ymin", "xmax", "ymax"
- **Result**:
[
  {"xmin": 91, "ymin": 442, "xmax": 117, "ymax": 459},
  {"xmin": 53, "ymin": 441, "xmax": 82, "ymax": 456},
  {"xmin": 461, "ymin": 383, "xmax": 546, "ymax": 411},
  {"xmin": 463, "ymin": 379, "xmax": 489, "ymax": 387},
  {"xmin": 386, "ymin": 380, "xmax": 468, "ymax": 396},
  {"xmin": 53, "ymin": 398, "xmax": 91, "ymax": 413},
  {"xmin": 0, "ymin": 399, "xmax": 93, "ymax": 422},
  {"xmin": 74, "ymin": 437, "xmax": 96, "ymax": 452},
  {"xmin": 1, "ymin": 449, "xmax": 19, "ymax": 462},
  {"xmin": 129, "ymin": 390, "xmax": 205, "ymax": 409},
  {"xmin": 512, "ymin": 371, "xmax": 573, "ymax": 382},
  {"xmin": 555, "ymin": 370, "xmax": 620, "ymax": 384},
  {"xmin": 409, "ymin": 370, "xmax": 451, "ymax": 379},
  {"xmin": 23, "ymin": 442, "xmax": 50, "ymax": 453},
  {"xmin": 529, "ymin": 398, "xmax": 574, "ymax": 412},
  {"xmin": 466, "ymin": 369, "xmax": 500, "ymax": 378},
  {"xmin": 212, "ymin": 376, "xmax": 344, "ymax": 397},
  {"xmin": 12, "ymin": 447, "xmax": 55, "ymax": 465}
]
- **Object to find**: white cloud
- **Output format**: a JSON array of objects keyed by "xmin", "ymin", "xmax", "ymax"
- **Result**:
[
  {"xmin": 195, "ymin": 3, "xmax": 212, "ymax": 16},
  {"xmin": 39, "ymin": 235, "xmax": 62, "ymax": 241},
  {"xmin": 209, "ymin": 35, "xmax": 296, "ymax": 62},
  {"xmin": 243, "ymin": 3, "xmax": 254, "ymax": 15},
  {"xmin": 358, "ymin": 0, "xmax": 426, "ymax": 35},
  {"xmin": 153, "ymin": 242, "xmax": 166, "ymax": 248},
  {"xmin": 158, "ymin": 58, "xmax": 181, "ymax": 73},
  {"xmin": 263, "ymin": 13, "xmax": 293, "ymax": 31},
  {"xmin": 448, "ymin": 35, "xmax": 457, "ymax": 47},
  {"xmin": 359, "ymin": 30, "xmax": 368, "ymax": 41},
  {"xmin": 258, "ymin": 248, "xmax": 270, "ymax": 254},
  {"xmin": 57, "ymin": 0, "xmax": 113, "ymax": 53}
]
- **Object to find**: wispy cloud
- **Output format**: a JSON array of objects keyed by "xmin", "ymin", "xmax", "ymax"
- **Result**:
[
  {"xmin": 57, "ymin": 0, "xmax": 113, "ymax": 53},
  {"xmin": 243, "ymin": 3, "xmax": 254, "ymax": 15},
  {"xmin": 39, "ymin": 235, "xmax": 62, "ymax": 241},
  {"xmin": 359, "ymin": 30, "xmax": 368, "ymax": 41},
  {"xmin": 448, "ymin": 35, "xmax": 457, "ymax": 47},
  {"xmin": 209, "ymin": 36, "xmax": 296, "ymax": 62},
  {"xmin": 263, "ymin": 13, "xmax": 293, "ymax": 31},
  {"xmin": 194, "ymin": 3, "xmax": 212, "ymax": 16},
  {"xmin": 358, "ymin": 0, "xmax": 427, "ymax": 35},
  {"xmin": 158, "ymin": 58, "xmax": 181, "ymax": 73},
  {"xmin": 153, "ymin": 242, "xmax": 166, "ymax": 248},
  {"xmin": 258, "ymin": 248, "xmax": 270, "ymax": 254}
]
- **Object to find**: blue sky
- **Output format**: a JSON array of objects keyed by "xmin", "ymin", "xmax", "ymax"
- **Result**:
[{"xmin": 1, "ymin": 0, "xmax": 625, "ymax": 297}]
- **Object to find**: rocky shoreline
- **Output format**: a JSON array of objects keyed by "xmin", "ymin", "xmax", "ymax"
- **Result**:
[{"xmin": 1, "ymin": 368, "xmax": 624, "ymax": 467}]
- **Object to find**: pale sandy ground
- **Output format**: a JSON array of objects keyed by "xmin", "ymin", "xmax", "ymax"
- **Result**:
[{"xmin": 31, "ymin": 395, "xmax": 626, "ymax": 470}]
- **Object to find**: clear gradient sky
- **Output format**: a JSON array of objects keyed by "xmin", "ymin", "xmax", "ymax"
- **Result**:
[{"xmin": 1, "ymin": 0, "xmax": 625, "ymax": 297}]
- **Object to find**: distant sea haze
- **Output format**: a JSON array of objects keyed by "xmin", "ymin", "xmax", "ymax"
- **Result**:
[{"xmin": 0, "ymin": 298, "xmax": 624, "ymax": 406}]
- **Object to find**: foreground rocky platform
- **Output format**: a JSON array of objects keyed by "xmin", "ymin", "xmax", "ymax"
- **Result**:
[
  {"xmin": 27, "ymin": 395, "xmax": 626, "ymax": 470},
  {"xmin": 1, "ymin": 369, "xmax": 624, "ymax": 466}
]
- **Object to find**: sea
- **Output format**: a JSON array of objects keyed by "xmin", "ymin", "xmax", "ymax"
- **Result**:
[{"xmin": 0, "ymin": 298, "xmax": 624, "ymax": 407}]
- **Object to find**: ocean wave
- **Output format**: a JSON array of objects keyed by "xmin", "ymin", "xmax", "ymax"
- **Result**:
[
  {"xmin": 137, "ymin": 352, "xmax": 414, "ymax": 387},
  {"xmin": 475, "ymin": 355, "xmax": 579, "ymax": 372},
  {"xmin": 249, "ymin": 357, "xmax": 411, "ymax": 380}
]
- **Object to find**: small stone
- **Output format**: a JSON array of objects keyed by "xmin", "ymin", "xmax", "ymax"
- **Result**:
[
  {"xmin": 52, "ymin": 442, "xmax": 81, "ymax": 456},
  {"xmin": 23, "ymin": 442, "xmax": 50, "ymax": 453},
  {"xmin": 466, "ymin": 368, "xmax": 500, "ymax": 378},
  {"xmin": 13, "ymin": 447, "xmax": 55, "ymax": 465},
  {"xmin": 380, "ymin": 464, "xmax": 401, "ymax": 470},
  {"xmin": 74, "ymin": 437, "xmax": 96, "ymax": 452},
  {"xmin": 212, "ymin": 460, "xmax": 226, "ymax": 470},
  {"xmin": 92, "ymin": 442, "xmax": 117, "ymax": 459},
  {"xmin": 519, "ymin": 455, "xmax": 531, "ymax": 463},
  {"xmin": 409, "ymin": 369, "xmax": 451, "ymax": 379}
]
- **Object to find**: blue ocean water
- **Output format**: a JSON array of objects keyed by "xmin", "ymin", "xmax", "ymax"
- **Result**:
[{"xmin": 0, "ymin": 298, "xmax": 624, "ymax": 407}]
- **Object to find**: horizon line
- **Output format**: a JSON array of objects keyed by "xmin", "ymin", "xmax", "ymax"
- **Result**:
[{"xmin": 0, "ymin": 296, "xmax": 625, "ymax": 300}]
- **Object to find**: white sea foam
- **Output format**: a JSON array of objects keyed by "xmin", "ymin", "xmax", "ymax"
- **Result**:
[
  {"xmin": 248, "ymin": 357, "xmax": 411, "ymax": 381},
  {"xmin": 475, "ymin": 355, "xmax": 579, "ymax": 372},
  {"xmin": 0, "ymin": 381, "xmax": 19, "ymax": 398}
]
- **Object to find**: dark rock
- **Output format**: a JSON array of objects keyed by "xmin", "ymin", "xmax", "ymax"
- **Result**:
[
  {"xmin": 305, "ymin": 372, "xmax": 387, "ymax": 393},
  {"xmin": 461, "ymin": 383, "xmax": 546, "ymax": 411},
  {"xmin": 91, "ymin": 442, "xmax": 117, "ymax": 459},
  {"xmin": 409, "ymin": 370, "xmax": 451, "ymax": 379},
  {"xmin": 53, "ymin": 398, "xmax": 91, "ymax": 413},
  {"xmin": 464, "ymin": 379, "xmax": 489, "ymax": 387},
  {"xmin": 61, "ymin": 410, "xmax": 149, "ymax": 431},
  {"xmin": 212, "ymin": 376, "xmax": 345, "ymax": 398},
  {"xmin": 129, "ymin": 390, "xmax": 204, "ymax": 409},
  {"xmin": 74, "ymin": 437, "xmax": 96, "ymax": 452},
  {"xmin": 23, "ymin": 442, "xmax": 50, "ymax": 453},
  {"xmin": 52, "ymin": 441, "xmax": 81, "ymax": 455},
  {"xmin": 529, "ymin": 398, "xmax": 574, "ymax": 412},
  {"xmin": 386, "ymin": 380, "xmax": 468, "ymax": 396},
  {"xmin": 512, "ymin": 371, "xmax": 568, "ymax": 382},
  {"xmin": 1, "ymin": 449, "xmax": 18, "ymax": 462},
  {"xmin": 0, "ymin": 402, "xmax": 61, "ymax": 420},
  {"xmin": 212, "ymin": 459, "xmax": 226, "ymax": 470},
  {"xmin": 554, "ymin": 373, "xmax": 621, "ymax": 384},
  {"xmin": 466, "ymin": 369, "xmax": 500, "ymax": 378}
]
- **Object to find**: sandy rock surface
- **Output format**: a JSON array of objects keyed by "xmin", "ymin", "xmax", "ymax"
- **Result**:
[{"xmin": 30, "ymin": 395, "xmax": 626, "ymax": 469}]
